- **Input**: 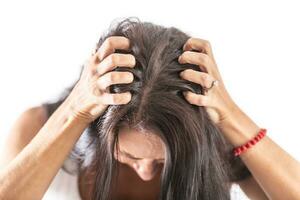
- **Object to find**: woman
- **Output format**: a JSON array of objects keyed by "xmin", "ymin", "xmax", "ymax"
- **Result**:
[{"xmin": 0, "ymin": 17, "xmax": 299, "ymax": 200}]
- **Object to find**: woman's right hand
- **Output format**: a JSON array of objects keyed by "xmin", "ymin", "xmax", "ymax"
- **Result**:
[
  {"xmin": 66, "ymin": 36, "xmax": 136, "ymax": 124},
  {"xmin": 0, "ymin": 36, "xmax": 135, "ymax": 200}
]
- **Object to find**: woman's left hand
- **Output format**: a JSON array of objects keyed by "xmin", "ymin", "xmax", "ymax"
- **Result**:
[
  {"xmin": 179, "ymin": 39, "xmax": 300, "ymax": 200},
  {"xmin": 178, "ymin": 37, "xmax": 239, "ymax": 125}
]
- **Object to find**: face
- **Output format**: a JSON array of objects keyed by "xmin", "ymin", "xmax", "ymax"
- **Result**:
[{"xmin": 114, "ymin": 125, "xmax": 166, "ymax": 181}]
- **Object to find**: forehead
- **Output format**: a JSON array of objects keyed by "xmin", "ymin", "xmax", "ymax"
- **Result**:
[{"xmin": 117, "ymin": 125, "xmax": 165, "ymax": 159}]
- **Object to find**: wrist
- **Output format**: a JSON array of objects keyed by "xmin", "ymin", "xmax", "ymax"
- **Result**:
[
  {"xmin": 62, "ymin": 87, "xmax": 103, "ymax": 125},
  {"xmin": 217, "ymin": 106, "xmax": 261, "ymax": 147},
  {"xmin": 50, "ymin": 95, "xmax": 91, "ymax": 129}
]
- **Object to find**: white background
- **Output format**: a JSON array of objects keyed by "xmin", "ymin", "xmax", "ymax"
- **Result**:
[{"xmin": 0, "ymin": 0, "xmax": 299, "ymax": 162}]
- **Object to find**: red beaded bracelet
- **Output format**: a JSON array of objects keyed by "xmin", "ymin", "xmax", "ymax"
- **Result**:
[{"xmin": 233, "ymin": 128, "xmax": 267, "ymax": 156}]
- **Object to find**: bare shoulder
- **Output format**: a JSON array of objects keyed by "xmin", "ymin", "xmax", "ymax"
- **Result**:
[
  {"xmin": 0, "ymin": 106, "xmax": 48, "ymax": 168},
  {"xmin": 10, "ymin": 106, "xmax": 48, "ymax": 141},
  {"xmin": 234, "ymin": 175, "xmax": 269, "ymax": 200}
]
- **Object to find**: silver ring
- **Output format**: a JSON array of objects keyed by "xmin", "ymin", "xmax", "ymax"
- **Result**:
[{"xmin": 203, "ymin": 80, "xmax": 219, "ymax": 92}]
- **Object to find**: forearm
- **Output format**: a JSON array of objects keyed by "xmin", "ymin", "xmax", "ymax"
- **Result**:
[
  {"xmin": 0, "ymin": 98, "xmax": 88, "ymax": 200},
  {"xmin": 219, "ymin": 107, "xmax": 300, "ymax": 200}
]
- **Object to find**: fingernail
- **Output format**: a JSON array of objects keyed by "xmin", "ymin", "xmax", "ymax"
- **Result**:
[
  {"xmin": 178, "ymin": 55, "xmax": 182, "ymax": 62},
  {"xmin": 179, "ymin": 70, "xmax": 185, "ymax": 77}
]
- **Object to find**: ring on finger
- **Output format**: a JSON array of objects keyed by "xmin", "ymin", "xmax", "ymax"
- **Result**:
[{"xmin": 203, "ymin": 79, "xmax": 219, "ymax": 93}]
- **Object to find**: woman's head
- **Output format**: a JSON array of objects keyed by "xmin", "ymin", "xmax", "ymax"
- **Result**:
[
  {"xmin": 114, "ymin": 123, "xmax": 165, "ymax": 181},
  {"xmin": 43, "ymin": 17, "xmax": 252, "ymax": 200},
  {"xmin": 89, "ymin": 17, "xmax": 232, "ymax": 200}
]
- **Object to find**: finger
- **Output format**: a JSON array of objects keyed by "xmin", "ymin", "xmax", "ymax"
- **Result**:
[
  {"xmin": 178, "ymin": 51, "xmax": 212, "ymax": 73},
  {"xmin": 96, "ymin": 53, "xmax": 136, "ymax": 76},
  {"xmin": 179, "ymin": 69, "xmax": 214, "ymax": 89},
  {"xmin": 96, "ymin": 36, "xmax": 131, "ymax": 62},
  {"xmin": 183, "ymin": 91, "xmax": 210, "ymax": 107},
  {"xmin": 100, "ymin": 92, "xmax": 132, "ymax": 105},
  {"xmin": 183, "ymin": 38, "xmax": 213, "ymax": 58},
  {"xmin": 97, "ymin": 71, "xmax": 134, "ymax": 91}
]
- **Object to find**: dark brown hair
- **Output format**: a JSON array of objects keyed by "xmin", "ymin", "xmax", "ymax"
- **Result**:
[{"xmin": 43, "ymin": 17, "xmax": 251, "ymax": 200}]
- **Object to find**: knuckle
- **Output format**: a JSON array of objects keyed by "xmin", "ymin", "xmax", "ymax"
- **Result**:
[
  {"xmin": 96, "ymin": 65, "xmax": 103, "ymax": 76},
  {"xmin": 83, "ymin": 62, "xmax": 91, "ymax": 74},
  {"xmin": 184, "ymin": 69, "xmax": 193, "ymax": 75},
  {"xmin": 202, "ymin": 40, "xmax": 211, "ymax": 50},
  {"xmin": 119, "ymin": 72, "xmax": 131, "ymax": 82},
  {"xmin": 109, "ymin": 72, "xmax": 119, "ymax": 82},
  {"xmin": 96, "ymin": 80, "xmax": 103, "ymax": 91},
  {"xmin": 185, "ymin": 38, "xmax": 193, "ymax": 48},
  {"xmin": 200, "ymin": 73, "xmax": 208, "ymax": 81},
  {"xmin": 201, "ymin": 73, "xmax": 210, "ymax": 86},
  {"xmin": 179, "ymin": 51, "xmax": 192, "ymax": 63},
  {"xmin": 105, "ymin": 37, "xmax": 114, "ymax": 47},
  {"xmin": 197, "ymin": 96, "xmax": 207, "ymax": 106},
  {"xmin": 109, "ymin": 54, "xmax": 119, "ymax": 66},
  {"xmin": 96, "ymin": 76, "xmax": 102, "ymax": 86},
  {"xmin": 180, "ymin": 69, "xmax": 190, "ymax": 78},
  {"xmin": 201, "ymin": 54, "xmax": 210, "ymax": 65},
  {"xmin": 111, "ymin": 94, "xmax": 120, "ymax": 104},
  {"xmin": 92, "ymin": 85, "xmax": 102, "ymax": 96},
  {"xmin": 112, "ymin": 92, "xmax": 131, "ymax": 104},
  {"xmin": 182, "ymin": 51, "xmax": 190, "ymax": 57},
  {"xmin": 178, "ymin": 52, "xmax": 186, "ymax": 62},
  {"xmin": 186, "ymin": 37, "xmax": 193, "ymax": 45}
]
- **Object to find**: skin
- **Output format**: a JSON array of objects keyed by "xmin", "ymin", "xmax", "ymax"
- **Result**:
[
  {"xmin": 114, "ymin": 125, "xmax": 165, "ymax": 181},
  {"xmin": 178, "ymin": 38, "xmax": 300, "ymax": 199},
  {"xmin": 0, "ymin": 36, "xmax": 299, "ymax": 199}
]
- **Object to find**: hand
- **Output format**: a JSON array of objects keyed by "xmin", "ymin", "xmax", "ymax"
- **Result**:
[
  {"xmin": 65, "ymin": 36, "xmax": 135, "ymax": 124},
  {"xmin": 178, "ymin": 38, "xmax": 239, "ymax": 125}
]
